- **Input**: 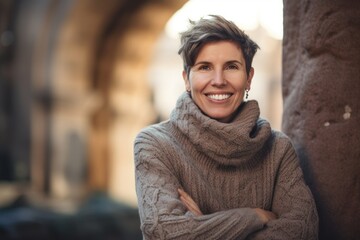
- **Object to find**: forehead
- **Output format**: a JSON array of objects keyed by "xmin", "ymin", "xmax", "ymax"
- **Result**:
[{"xmin": 196, "ymin": 40, "xmax": 244, "ymax": 62}]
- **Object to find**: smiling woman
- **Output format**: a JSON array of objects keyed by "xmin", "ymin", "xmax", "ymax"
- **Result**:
[
  {"xmin": 134, "ymin": 15, "xmax": 318, "ymax": 240},
  {"xmin": 182, "ymin": 40, "xmax": 254, "ymax": 123}
]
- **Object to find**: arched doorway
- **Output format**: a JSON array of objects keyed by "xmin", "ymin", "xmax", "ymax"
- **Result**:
[{"xmin": 0, "ymin": 0, "xmax": 187, "ymax": 207}]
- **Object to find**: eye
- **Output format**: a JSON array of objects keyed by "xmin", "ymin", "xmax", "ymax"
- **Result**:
[
  {"xmin": 226, "ymin": 63, "xmax": 239, "ymax": 70},
  {"xmin": 198, "ymin": 64, "xmax": 211, "ymax": 71}
]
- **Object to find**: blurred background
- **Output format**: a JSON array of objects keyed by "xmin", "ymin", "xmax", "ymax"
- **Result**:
[{"xmin": 0, "ymin": 0, "xmax": 283, "ymax": 239}]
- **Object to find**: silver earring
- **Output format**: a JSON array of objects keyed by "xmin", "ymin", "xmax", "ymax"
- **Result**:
[{"xmin": 245, "ymin": 89, "xmax": 249, "ymax": 99}]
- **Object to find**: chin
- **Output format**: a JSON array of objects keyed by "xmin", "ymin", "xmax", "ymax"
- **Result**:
[{"xmin": 208, "ymin": 113, "xmax": 232, "ymax": 122}]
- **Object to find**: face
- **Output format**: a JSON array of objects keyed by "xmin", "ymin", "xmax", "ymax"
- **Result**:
[{"xmin": 183, "ymin": 40, "xmax": 254, "ymax": 123}]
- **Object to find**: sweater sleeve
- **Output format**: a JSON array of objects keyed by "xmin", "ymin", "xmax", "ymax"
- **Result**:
[
  {"xmin": 134, "ymin": 130, "xmax": 264, "ymax": 240},
  {"xmin": 248, "ymin": 138, "xmax": 319, "ymax": 240}
]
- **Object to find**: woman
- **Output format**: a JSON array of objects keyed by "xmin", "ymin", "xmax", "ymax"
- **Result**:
[{"xmin": 134, "ymin": 15, "xmax": 318, "ymax": 239}]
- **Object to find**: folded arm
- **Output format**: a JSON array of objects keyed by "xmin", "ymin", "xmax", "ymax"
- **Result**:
[
  {"xmin": 247, "ymin": 141, "xmax": 319, "ymax": 240},
  {"xmin": 178, "ymin": 188, "xmax": 277, "ymax": 223},
  {"xmin": 134, "ymin": 132, "xmax": 265, "ymax": 240}
]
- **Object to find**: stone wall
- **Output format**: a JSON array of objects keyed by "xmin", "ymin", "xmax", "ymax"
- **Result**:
[{"xmin": 282, "ymin": 0, "xmax": 360, "ymax": 239}]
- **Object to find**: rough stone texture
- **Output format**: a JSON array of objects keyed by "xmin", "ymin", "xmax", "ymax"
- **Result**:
[{"xmin": 282, "ymin": 0, "xmax": 360, "ymax": 239}]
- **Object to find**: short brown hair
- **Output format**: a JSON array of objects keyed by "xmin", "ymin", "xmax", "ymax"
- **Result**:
[{"xmin": 178, "ymin": 15, "xmax": 259, "ymax": 76}]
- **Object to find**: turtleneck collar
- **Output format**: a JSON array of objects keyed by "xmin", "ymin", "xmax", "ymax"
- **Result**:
[{"xmin": 169, "ymin": 92, "xmax": 272, "ymax": 167}]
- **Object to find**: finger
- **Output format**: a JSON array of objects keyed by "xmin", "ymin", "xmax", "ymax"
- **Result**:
[
  {"xmin": 178, "ymin": 188, "xmax": 190, "ymax": 198},
  {"xmin": 178, "ymin": 189, "xmax": 202, "ymax": 216},
  {"xmin": 178, "ymin": 189, "xmax": 202, "ymax": 215},
  {"xmin": 178, "ymin": 189, "xmax": 198, "ymax": 208},
  {"xmin": 179, "ymin": 195, "xmax": 198, "ymax": 212},
  {"xmin": 180, "ymin": 196, "xmax": 202, "ymax": 216}
]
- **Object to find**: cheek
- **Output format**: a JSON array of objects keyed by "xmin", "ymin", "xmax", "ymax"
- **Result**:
[
  {"xmin": 227, "ymin": 73, "xmax": 248, "ymax": 90},
  {"xmin": 189, "ymin": 72, "xmax": 212, "ymax": 89},
  {"xmin": 188, "ymin": 75, "xmax": 202, "ymax": 91}
]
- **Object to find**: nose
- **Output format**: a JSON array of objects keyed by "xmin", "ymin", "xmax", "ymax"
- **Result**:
[{"xmin": 211, "ymin": 70, "xmax": 226, "ymax": 87}]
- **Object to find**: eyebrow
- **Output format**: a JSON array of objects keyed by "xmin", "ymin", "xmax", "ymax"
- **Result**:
[
  {"xmin": 194, "ymin": 60, "xmax": 243, "ymax": 66},
  {"xmin": 226, "ymin": 60, "xmax": 243, "ymax": 65}
]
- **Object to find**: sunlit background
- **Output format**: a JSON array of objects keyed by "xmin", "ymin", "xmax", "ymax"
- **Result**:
[{"xmin": 149, "ymin": 0, "xmax": 283, "ymax": 129}]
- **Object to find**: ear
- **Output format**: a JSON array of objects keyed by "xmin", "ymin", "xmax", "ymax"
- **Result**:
[
  {"xmin": 246, "ymin": 67, "xmax": 254, "ymax": 90},
  {"xmin": 182, "ymin": 70, "xmax": 191, "ymax": 92}
]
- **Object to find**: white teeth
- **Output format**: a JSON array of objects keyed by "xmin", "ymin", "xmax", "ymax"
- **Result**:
[{"xmin": 207, "ymin": 94, "xmax": 231, "ymax": 100}]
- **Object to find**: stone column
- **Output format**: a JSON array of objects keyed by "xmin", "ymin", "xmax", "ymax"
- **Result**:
[{"xmin": 282, "ymin": 0, "xmax": 360, "ymax": 239}]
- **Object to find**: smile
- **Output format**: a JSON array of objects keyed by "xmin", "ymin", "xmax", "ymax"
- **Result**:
[{"xmin": 206, "ymin": 93, "xmax": 232, "ymax": 100}]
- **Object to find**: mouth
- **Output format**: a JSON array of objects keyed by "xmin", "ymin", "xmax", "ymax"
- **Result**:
[{"xmin": 206, "ymin": 93, "xmax": 232, "ymax": 101}]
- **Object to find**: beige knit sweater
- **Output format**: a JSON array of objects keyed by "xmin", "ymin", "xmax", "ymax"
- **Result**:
[{"xmin": 134, "ymin": 92, "xmax": 318, "ymax": 240}]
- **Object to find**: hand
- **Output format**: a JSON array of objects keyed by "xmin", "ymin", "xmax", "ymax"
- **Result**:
[
  {"xmin": 254, "ymin": 208, "xmax": 277, "ymax": 224},
  {"xmin": 178, "ymin": 188, "xmax": 203, "ymax": 216}
]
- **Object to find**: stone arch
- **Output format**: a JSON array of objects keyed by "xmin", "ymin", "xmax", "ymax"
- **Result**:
[{"xmin": 10, "ymin": 0, "xmax": 187, "ymax": 203}]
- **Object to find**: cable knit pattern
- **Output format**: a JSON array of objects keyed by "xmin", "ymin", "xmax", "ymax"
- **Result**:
[
  {"xmin": 170, "ymin": 92, "xmax": 271, "ymax": 167},
  {"xmin": 134, "ymin": 92, "xmax": 318, "ymax": 240}
]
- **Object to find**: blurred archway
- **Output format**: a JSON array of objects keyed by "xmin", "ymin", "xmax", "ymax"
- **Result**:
[{"xmin": 0, "ymin": 0, "xmax": 186, "ymax": 208}]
